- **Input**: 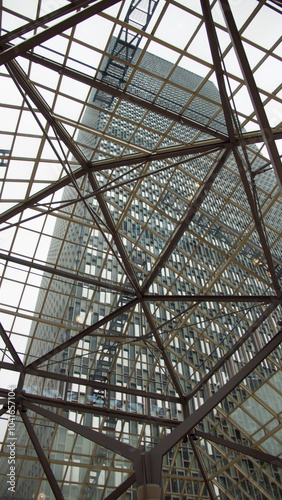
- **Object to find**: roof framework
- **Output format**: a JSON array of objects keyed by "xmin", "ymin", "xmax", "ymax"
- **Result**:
[{"xmin": 0, "ymin": 0, "xmax": 281, "ymax": 499}]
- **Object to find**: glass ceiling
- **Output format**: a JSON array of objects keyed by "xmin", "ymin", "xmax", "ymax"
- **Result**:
[{"xmin": 0, "ymin": 0, "xmax": 281, "ymax": 499}]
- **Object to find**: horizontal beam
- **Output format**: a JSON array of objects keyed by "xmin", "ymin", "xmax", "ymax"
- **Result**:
[
  {"xmin": 0, "ymin": 363, "xmax": 180, "ymax": 403},
  {"xmin": 142, "ymin": 294, "xmax": 281, "ymax": 304},
  {"xmin": 0, "ymin": 141, "xmax": 220, "ymax": 225},
  {"xmin": 20, "ymin": 392, "xmax": 179, "ymax": 427},
  {"xmin": 1, "ymin": 127, "xmax": 281, "ymax": 226},
  {"xmin": 0, "ymin": 252, "xmax": 136, "ymax": 295},
  {"xmin": 11, "ymin": 49, "xmax": 226, "ymax": 140},
  {"xmin": 0, "ymin": 407, "xmax": 8, "ymax": 417}
]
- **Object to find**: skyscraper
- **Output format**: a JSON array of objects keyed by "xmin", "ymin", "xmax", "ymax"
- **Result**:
[{"xmin": 0, "ymin": 1, "xmax": 281, "ymax": 499}]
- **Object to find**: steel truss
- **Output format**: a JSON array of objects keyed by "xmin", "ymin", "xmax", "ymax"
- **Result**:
[{"xmin": 0, "ymin": 0, "xmax": 281, "ymax": 498}]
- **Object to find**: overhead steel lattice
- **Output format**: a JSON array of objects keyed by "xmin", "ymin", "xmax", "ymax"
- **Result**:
[{"xmin": 0, "ymin": 0, "xmax": 281, "ymax": 499}]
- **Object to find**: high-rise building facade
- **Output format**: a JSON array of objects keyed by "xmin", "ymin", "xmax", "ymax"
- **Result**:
[{"xmin": 0, "ymin": 1, "xmax": 281, "ymax": 499}]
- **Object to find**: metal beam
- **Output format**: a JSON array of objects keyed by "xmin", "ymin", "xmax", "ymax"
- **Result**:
[
  {"xmin": 0, "ymin": 361, "xmax": 20, "ymax": 372},
  {"xmin": 0, "ymin": 0, "xmax": 122, "ymax": 66},
  {"xmin": 5, "ymin": 59, "xmax": 90, "ymax": 169},
  {"xmin": 141, "ymin": 148, "xmax": 231, "ymax": 293},
  {"xmin": 219, "ymin": 0, "xmax": 282, "ymax": 194},
  {"xmin": 5, "ymin": 59, "xmax": 142, "ymax": 294},
  {"xmin": 0, "ymin": 407, "xmax": 8, "ymax": 417},
  {"xmin": 142, "ymin": 301, "xmax": 185, "ymax": 399},
  {"xmin": 22, "ymin": 399, "xmax": 141, "ymax": 463},
  {"xmin": 0, "ymin": 389, "xmax": 10, "ymax": 398},
  {"xmin": 8, "ymin": 49, "xmax": 226, "ymax": 141},
  {"xmin": 194, "ymin": 430, "xmax": 282, "ymax": 469},
  {"xmin": 20, "ymin": 409, "xmax": 64, "ymax": 500},
  {"xmin": 0, "ymin": 323, "xmax": 23, "ymax": 366},
  {"xmin": 86, "ymin": 170, "xmax": 142, "ymax": 295},
  {"xmin": 1, "ymin": 127, "xmax": 281, "ymax": 226},
  {"xmin": 189, "ymin": 436, "xmax": 217, "ymax": 500},
  {"xmin": 0, "ymin": 362, "xmax": 180, "ymax": 403},
  {"xmin": 8, "ymin": 47, "xmax": 282, "ymax": 154},
  {"xmin": 150, "ymin": 329, "xmax": 282, "ymax": 461},
  {"xmin": 201, "ymin": 0, "xmax": 280, "ymax": 295},
  {"xmin": 0, "ymin": 253, "xmax": 136, "ymax": 296},
  {"xmin": 0, "ymin": 141, "xmax": 221, "ymax": 226},
  {"xmin": 0, "ymin": 0, "xmax": 95, "ymax": 45},
  {"xmin": 200, "ymin": 0, "xmax": 235, "ymax": 141},
  {"xmin": 18, "ymin": 392, "xmax": 179, "ymax": 427},
  {"xmin": 142, "ymin": 294, "xmax": 281, "ymax": 304},
  {"xmin": 26, "ymin": 297, "xmax": 138, "ymax": 370},
  {"xmin": 232, "ymin": 147, "xmax": 281, "ymax": 294},
  {"xmin": 185, "ymin": 303, "xmax": 277, "ymax": 402},
  {"xmin": 104, "ymin": 473, "xmax": 136, "ymax": 500}
]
